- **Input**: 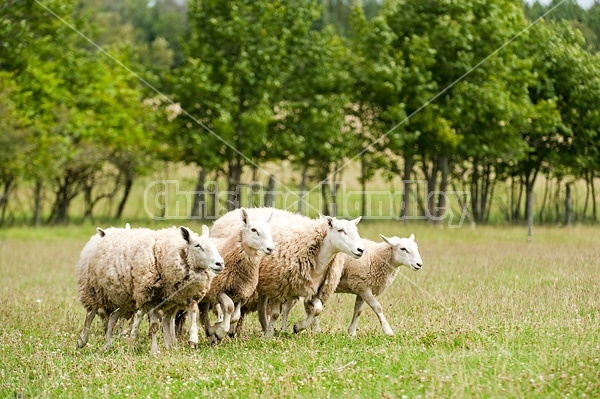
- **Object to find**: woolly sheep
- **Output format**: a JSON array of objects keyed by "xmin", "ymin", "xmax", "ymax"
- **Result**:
[
  {"xmin": 312, "ymin": 234, "xmax": 423, "ymax": 336},
  {"xmin": 196, "ymin": 208, "xmax": 275, "ymax": 344},
  {"xmin": 76, "ymin": 225, "xmax": 224, "ymax": 354},
  {"xmin": 76, "ymin": 223, "xmax": 136, "ymax": 343},
  {"xmin": 210, "ymin": 208, "xmax": 365, "ymax": 337}
]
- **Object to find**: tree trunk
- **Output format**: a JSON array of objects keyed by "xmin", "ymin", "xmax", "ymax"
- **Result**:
[
  {"xmin": 33, "ymin": 179, "xmax": 42, "ymax": 227},
  {"xmin": 227, "ymin": 162, "xmax": 242, "ymax": 211},
  {"xmin": 526, "ymin": 179, "xmax": 534, "ymax": 242},
  {"xmin": 208, "ymin": 171, "xmax": 219, "ymax": 219},
  {"xmin": 484, "ymin": 181, "xmax": 495, "ymax": 223},
  {"xmin": 592, "ymin": 173, "xmax": 597, "ymax": 223},
  {"xmin": 514, "ymin": 176, "xmax": 524, "ymax": 223},
  {"xmin": 0, "ymin": 178, "xmax": 15, "ymax": 227},
  {"xmin": 83, "ymin": 183, "xmax": 93, "ymax": 221},
  {"xmin": 190, "ymin": 167, "xmax": 206, "ymax": 220},
  {"xmin": 554, "ymin": 177, "xmax": 562, "ymax": 224},
  {"xmin": 471, "ymin": 165, "xmax": 480, "ymax": 222},
  {"xmin": 331, "ymin": 182, "xmax": 339, "ymax": 217},
  {"xmin": 436, "ymin": 155, "xmax": 449, "ymax": 221},
  {"xmin": 400, "ymin": 154, "xmax": 413, "ymax": 219},
  {"xmin": 320, "ymin": 179, "xmax": 330, "ymax": 216},
  {"xmin": 264, "ymin": 174, "xmax": 275, "ymax": 208},
  {"xmin": 115, "ymin": 171, "xmax": 134, "ymax": 219},
  {"xmin": 298, "ymin": 167, "xmax": 308, "ymax": 215},
  {"xmin": 539, "ymin": 176, "xmax": 549, "ymax": 224},
  {"xmin": 54, "ymin": 185, "xmax": 71, "ymax": 225},
  {"xmin": 565, "ymin": 182, "xmax": 572, "ymax": 226},
  {"xmin": 582, "ymin": 170, "xmax": 590, "ymax": 222}
]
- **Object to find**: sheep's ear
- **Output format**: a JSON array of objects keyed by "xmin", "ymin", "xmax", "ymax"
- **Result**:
[
  {"xmin": 96, "ymin": 228, "xmax": 106, "ymax": 237},
  {"xmin": 379, "ymin": 234, "xmax": 394, "ymax": 246},
  {"xmin": 409, "ymin": 233, "xmax": 415, "ymax": 241},
  {"xmin": 240, "ymin": 208, "xmax": 249, "ymax": 225},
  {"xmin": 325, "ymin": 216, "xmax": 334, "ymax": 228},
  {"xmin": 125, "ymin": 223, "xmax": 131, "ymax": 230},
  {"xmin": 201, "ymin": 224, "xmax": 210, "ymax": 238},
  {"xmin": 180, "ymin": 226, "xmax": 191, "ymax": 243},
  {"xmin": 351, "ymin": 216, "xmax": 362, "ymax": 225}
]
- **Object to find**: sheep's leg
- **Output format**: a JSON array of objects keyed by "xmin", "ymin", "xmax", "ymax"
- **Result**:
[
  {"xmin": 228, "ymin": 302, "xmax": 242, "ymax": 337},
  {"xmin": 347, "ymin": 295, "xmax": 366, "ymax": 336},
  {"xmin": 230, "ymin": 308, "xmax": 245, "ymax": 337},
  {"xmin": 130, "ymin": 310, "xmax": 144, "ymax": 340},
  {"xmin": 293, "ymin": 298, "xmax": 322, "ymax": 334},
  {"xmin": 77, "ymin": 308, "xmax": 97, "ymax": 348},
  {"xmin": 265, "ymin": 301, "xmax": 281, "ymax": 338},
  {"xmin": 280, "ymin": 299, "xmax": 298, "ymax": 332},
  {"xmin": 361, "ymin": 289, "xmax": 394, "ymax": 336},
  {"xmin": 303, "ymin": 298, "xmax": 322, "ymax": 333},
  {"xmin": 258, "ymin": 294, "xmax": 269, "ymax": 334},
  {"xmin": 187, "ymin": 302, "xmax": 199, "ymax": 348},
  {"xmin": 175, "ymin": 309, "xmax": 188, "ymax": 339},
  {"xmin": 148, "ymin": 310, "xmax": 160, "ymax": 355},
  {"xmin": 103, "ymin": 308, "xmax": 123, "ymax": 351},
  {"xmin": 213, "ymin": 293, "xmax": 234, "ymax": 340},
  {"xmin": 198, "ymin": 302, "xmax": 211, "ymax": 338},
  {"xmin": 162, "ymin": 308, "xmax": 178, "ymax": 348}
]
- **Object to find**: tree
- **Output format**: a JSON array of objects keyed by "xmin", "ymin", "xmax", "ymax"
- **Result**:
[{"xmin": 183, "ymin": 0, "xmax": 325, "ymax": 211}]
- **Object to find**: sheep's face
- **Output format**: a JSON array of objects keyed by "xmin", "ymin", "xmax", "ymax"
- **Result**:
[
  {"xmin": 325, "ymin": 216, "xmax": 365, "ymax": 259},
  {"xmin": 180, "ymin": 226, "xmax": 224, "ymax": 274},
  {"xmin": 240, "ymin": 208, "xmax": 275, "ymax": 255},
  {"xmin": 380, "ymin": 234, "xmax": 423, "ymax": 271}
]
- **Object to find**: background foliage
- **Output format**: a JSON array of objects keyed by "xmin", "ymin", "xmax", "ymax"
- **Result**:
[{"xmin": 1, "ymin": 0, "xmax": 600, "ymax": 226}]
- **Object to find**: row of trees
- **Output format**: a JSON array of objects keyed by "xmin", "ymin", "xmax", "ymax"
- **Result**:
[{"xmin": 1, "ymin": 0, "xmax": 599, "ymax": 228}]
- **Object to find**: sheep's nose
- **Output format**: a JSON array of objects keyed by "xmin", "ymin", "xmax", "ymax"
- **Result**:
[
  {"xmin": 416, "ymin": 262, "xmax": 423, "ymax": 268},
  {"xmin": 214, "ymin": 261, "xmax": 224, "ymax": 270},
  {"xmin": 265, "ymin": 247, "xmax": 274, "ymax": 255},
  {"xmin": 357, "ymin": 247, "xmax": 364, "ymax": 254}
]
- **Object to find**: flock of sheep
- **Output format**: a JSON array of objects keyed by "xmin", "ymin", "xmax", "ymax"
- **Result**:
[{"xmin": 76, "ymin": 207, "xmax": 423, "ymax": 354}]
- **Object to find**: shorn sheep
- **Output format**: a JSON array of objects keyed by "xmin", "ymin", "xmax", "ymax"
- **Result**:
[
  {"xmin": 76, "ymin": 225, "xmax": 223, "ymax": 354},
  {"xmin": 198, "ymin": 208, "xmax": 275, "ymax": 343},
  {"xmin": 313, "ymin": 234, "xmax": 423, "ymax": 336},
  {"xmin": 210, "ymin": 208, "xmax": 365, "ymax": 337}
]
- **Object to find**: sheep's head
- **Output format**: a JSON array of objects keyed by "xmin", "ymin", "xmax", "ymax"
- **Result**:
[
  {"xmin": 380, "ymin": 233, "xmax": 423, "ymax": 271},
  {"xmin": 240, "ymin": 208, "xmax": 275, "ymax": 255},
  {"xmin": 180, "ymin": 225, "xmax": 224, "ymax": 274},
  {"xmin": 324, "ymin": 216, "xmax": 365, "ymax": 259}
]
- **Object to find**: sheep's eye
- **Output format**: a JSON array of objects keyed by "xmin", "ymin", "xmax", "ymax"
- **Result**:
[
  {"xmin": 195, "ymin": 244, "xmax": 204, "ymax": 251},
  {"xmin": 337, "ymin": 228, "xmax": 346, "ymax": 234},
  {"xmin": 400, "ymin": 247, "xmax": 409, "ymax": 253}
]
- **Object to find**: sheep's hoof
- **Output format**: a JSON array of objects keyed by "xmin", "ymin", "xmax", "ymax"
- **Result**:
[
  {"xmin": 207, "ymin": 335, "xmax": 218, "ymax": 345},
  {"xmin": 77, "ymin": 337, "xmax": 86, "ymax": 348},
  {"xmin": 214, "ymin": 327, "xmax": 227, "ymax": 340},
  {"xmin": 188, "ymin": 340, "xmax": 198, "ymax": 349},
  {"xmin": 228, "ymin": 332, "xmax": 236, "ymax": 339},
  {"xmin": 293, "ymin": 324, "xmax": 302, "ymax": 334}
]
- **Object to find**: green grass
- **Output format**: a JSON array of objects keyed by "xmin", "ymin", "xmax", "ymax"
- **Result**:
[{"xmin": 1, "ymin": 223, "xmax": 599, "ymax": 398}]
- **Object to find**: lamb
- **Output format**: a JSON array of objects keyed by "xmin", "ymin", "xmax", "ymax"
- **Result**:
[
  {"xmin": 196, "ymin": 208, "xmax": 275, "ymax": 343},
  {"xmin": 76, "ymin": 225, "xmax": 224, "ymax": 354},
  {"xmin": 210, "ymin": 207, "xmax": 365, "ymax": 337},
  {"xmin": 310, "ymin": 234, "xmax": 423, "ymax": 336}
]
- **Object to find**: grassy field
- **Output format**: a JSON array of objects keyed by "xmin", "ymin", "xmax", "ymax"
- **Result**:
[{"xmin": 1, "ymin": 222, "xmax": 599, "ymax": 398}]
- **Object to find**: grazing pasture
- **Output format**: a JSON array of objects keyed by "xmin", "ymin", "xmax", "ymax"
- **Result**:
[{"xmin": 0, "ymin": 223, "xmax": 598, "ymax": 398}]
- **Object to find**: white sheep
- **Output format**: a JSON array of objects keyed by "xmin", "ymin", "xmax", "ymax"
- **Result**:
[
  {"xmin": 76, "ymin": 224, "xmax": 136, "ymax": 343},
  {"xmin": 310, "ymin": 234, "xmax": 423, "ymax": 336},
  {"xmin": 210, "ymin": 208, "xmax": 365, "ymax": 337},
  {"xmin": 196, "ymin": 208, "xmax": 275, "ymax": 343},
  {"xmin": 76, "ymin": 225, "xmax": 224, "ymax": 354}
]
